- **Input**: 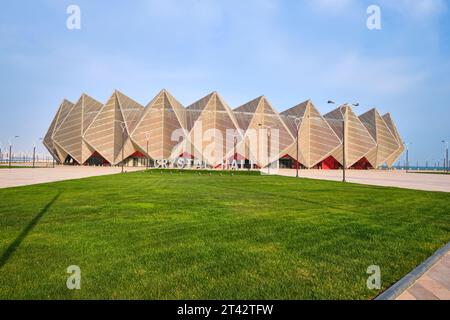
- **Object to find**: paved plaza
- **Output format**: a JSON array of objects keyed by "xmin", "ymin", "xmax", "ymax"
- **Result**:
[
  {"xmin": 276, "ymin": 169, "xmax": 450, "ymax": 192},
  {"xmin": 397, "ymin": 250, "xmax": 450, "ymax": 300},
  {"xmin": 0, "ymin": 166, "xmax": 145, "ymax": 189},
  {"xmin": 1, "ymin": 167, "xmax": 449, "ymax": 192}
]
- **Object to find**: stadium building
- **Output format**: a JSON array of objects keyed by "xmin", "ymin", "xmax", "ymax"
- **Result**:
[{"xmin": 43, "ymin": 89, "xmax": 405, "ymax": 169}]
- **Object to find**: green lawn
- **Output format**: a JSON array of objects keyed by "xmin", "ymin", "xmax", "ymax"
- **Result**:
[{"xmin": 0, "ymin": 169, "xmax": 449, "ymax": 300}]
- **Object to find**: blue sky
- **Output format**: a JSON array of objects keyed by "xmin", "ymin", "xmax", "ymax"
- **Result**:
[{"xmin": 1, "ymin": 0, "xmax": 449, "ymax": 164}]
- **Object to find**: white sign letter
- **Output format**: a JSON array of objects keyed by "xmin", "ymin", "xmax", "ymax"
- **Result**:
[
  {"xmin": 66, "ymin": 265, "xmax": 81, "ymax": 289},
  {"xmin": 66, "ymin": 5, "xmax": 81, "ymax": 30},
  {"xmin": 367, "ymin": 5, "xmax": 381, "ymax": 30}
]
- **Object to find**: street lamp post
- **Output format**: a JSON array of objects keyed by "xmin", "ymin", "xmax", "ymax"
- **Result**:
[
  {"xmin": 258, "ymin": 124, "xmax": 272, "ymax": 175},
  {"xmin": 234, "ymin": 136, "xmax": 237, "ymax": 161},
  {"xmin": 268, "ymin": 129, "xmax": 271, "ymax": 175},
  {"xmin": 233, "ymin": 135, "xmax": 237, "ymax": 169},
  {"xmin": 405, "ymin": 142, "xmax": 411, "ymax": 173},
  {"xmin": 327, "ymin": 101, "xmax": 359, "ymax": 183},
  {"xmin": 145, "ymin": 133, "xmax": 150, "ymax": 169},
  {"xmin": 121, "ymin": 123, "xmax": 126, "ymax": 173},
  {"xmin": 442, "ymin": 140, "xmax": 449, "ymax": 173},
  {"xmin": 341, "ymin": 107, "xmax": 346, "ymax": 182},
  {"xmin": 33, "ymin": 138, "xmax": 43, "ymax": 168},
  {"xmin": 32, "ymin": 143, "xmax": 35, "ymax": 167},
  {"xmin": 115, "ymin": 120, "xmax": 127, "ymax": 173},
  {"xmin": 8, "ymin": 136, "xmax": 19, "ymax": 168},
  {"xmin": 290, "ymin": 117, "xmax": 302, "ymax": 178}
]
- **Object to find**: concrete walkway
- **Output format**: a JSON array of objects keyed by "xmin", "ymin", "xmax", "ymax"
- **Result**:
[
  {"xmin": 397, "ymin": 250, "xmax": 450, "ymax": 300},
  {"xmin": 275, "ymin": 169, "xmax": 450, "ymax": 192},
  {"xmin": 0, "ymin": 166, "xmax": 145, "ymax": 189}
]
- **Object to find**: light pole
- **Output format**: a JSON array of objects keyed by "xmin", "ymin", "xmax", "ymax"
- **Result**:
[
  {"xmin": 405, "ymin": 142, "xmax": 412, "ymax": 173},
  {"xmin": 287, "ymin": 116, "xmax": 302, "ymax": 178},
  {"xmin": 33, "ymin": 138, "xmax": 43, "ymax": 168},
  {"xmin": 8, "ymin": 136, "xmax": 19, "ymax": 168},
  {"xmin": 327, "ymin": 101, "xmax": 359, "ymax": 183},
  {"xmin": 233, "ymin": 135, "xmax": 238, "ymax": 169},
  {"xmin": 442, "ymin": 140, "xmax": 449, "ymax": 173},
  {"xmin": 425, "ymin": 157, "xmax": 429, "ymax": 170},
  {"xmin": 115, "ymin": 120, "xmax": 127, "ymax": 173},
  {"xmin": 145, "ymin": 132, "xmax": 150, "ymax": 169},
  {"xmin": 258, "ymin": 124, "xmax": 272, "ymax": 175},
  {"xmin": 121, "ymin": 123, "xmax": 126, "ymax": 173}
]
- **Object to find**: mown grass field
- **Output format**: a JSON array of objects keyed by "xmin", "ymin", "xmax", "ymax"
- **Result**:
[{"xmin": 0, "ymin": 169, "xmax": 449, "ymax": 300}]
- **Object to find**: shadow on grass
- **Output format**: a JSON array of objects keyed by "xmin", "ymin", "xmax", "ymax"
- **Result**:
[{"xmin": 0, "ymin": 192, "xmax": 60, "ymax": 268}]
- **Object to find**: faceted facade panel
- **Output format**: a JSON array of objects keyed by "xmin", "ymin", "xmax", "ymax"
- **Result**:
[
  {"xmin": 324, "ymin": 105, "xmax": 377, "ymax": 168},
  {"xmin": 84, "ymin": 91, "xmax": 144, "ymax": 165},
  {"xmin": 234, "ymin": 96, "xmax": 295, "ymax": 167},
  {"xmin": 359, "ymin": 109, "xmax": 402, "ymax": 168},
  {"xmin": 53, "ymin": 94, "xmax": 103, "ymax": 164},
  {"xmin": 131, "ymin": 89, "xmax": 187, "ymax": 160},
  {"xmin": 184, "ymin": 92, "xmax": 242, "ymax": 167},
  {"xmin": 43, "ymin": 99, "xmax": 74, "ymax": 163},
  {"xmin": 53, "ymin": 97, "xmax": 84, "ymax": 164},
  {"xmin": 281, "ymin": 100, "xmax": 341, "ymax": 168},
  {"xmin": 43, "ymin": 90, "xmax": 403, "ymax": 170},
  {"xmin": 382, "ymin": 113, "xmax": 405, "ymax": 167},
  {"xmin": 113, "ymin": 91, "xmax": 145, "ymax": 164}
]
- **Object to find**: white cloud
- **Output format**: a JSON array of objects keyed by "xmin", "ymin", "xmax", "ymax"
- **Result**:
[
  {"xmin": 305, "ymin": 0, "xmax": 359, "ymax": 15},
  {"xmin": 379, "ymin": 0, "xmax": 447, "ymax": 19},
  {"xmin": 324, "ymin": 53, "xmax": 427, "ymax": 95},
  {"xmin": 305, "ymin": 0, "xmax": 447, "ymax": 20}
]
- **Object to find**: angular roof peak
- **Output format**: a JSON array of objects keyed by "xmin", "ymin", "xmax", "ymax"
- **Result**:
[
  {"xmin": 114, "ymin": 89, "xmax": 126, "ymax": 97},
  {"xmin": 359, "ymin": 108, "xmax": 377, "ymax": 117},
  {"xmin": 234, "ymin": 96, "xmax": 264, "ymax": 112},
  {"xmin": 186, "ymin": 92, "xmax": 216, "ymax": 110},
  {"xmin": 281, "ymin": 100, "xmax": 310, "ymax": 117},
  {"xmin": 79, "ymin": 93, "xmax": 100, "ymax": 103}
]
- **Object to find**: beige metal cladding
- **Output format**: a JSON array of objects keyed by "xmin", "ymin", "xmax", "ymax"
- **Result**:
[
  {"xmin": 113, "ymin": 91, "xmax": 145, "ymax": 164},
  {"xmin": 52, "ymin": 100, "xmax": 76, "ymax": 162},
  {"xmin": 131, "ymin": 89, "xmax": 187, "ymax": 160},
  {"xmin": 183, "ymin": 92, "xmax": 242, "ymax": 167},
  {"xmin": 359, "ymin": 108, "xmax": 402, "ymax": 168},
  {"xmin": 45, "ymin": 90, "xmax": 404, "ymax": 169},
  {"xmin": 382, "ymin": 113, "xmax": 405, "ymax": 167},
  {"xmin": 43, "ymin": 99, "xmax": 74, "ymax": 163},
  {"xmin": 52, "ymin": 94, "xmax": 103, "ymax": 164},
  {"xmin": 324, "ymin": 106, "xmax": 377, "ymax": 168},
  {"xmin": 83, "ymin": 91, "xmax": 144, "ymax": 165},
  {"xmin": 234, "ymin": 96, "xmax": 295, "ymax": 167},
  {"xmin": 281, "ymin": 100, "xmax": 341, "ymax": 168}
]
